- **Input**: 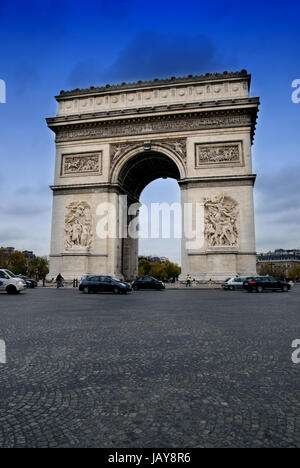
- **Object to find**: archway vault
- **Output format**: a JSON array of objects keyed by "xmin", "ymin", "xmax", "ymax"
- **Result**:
[{"xmin": 110, "ymin": 142, "xmax": 187, "ymax": 199}]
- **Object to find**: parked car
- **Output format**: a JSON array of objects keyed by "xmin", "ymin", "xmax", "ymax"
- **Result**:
[
  {"xmin": 79, "ymin": 275, "xmax": 132, "ymax": 294},
  {"xmin": 243, "ymin": 276, "xmax": 291, "ymax": 293},
  {"xmin": 0, "ymin": 269, "xmax": 26, "ymax": 294},
  {"xmin": 17, "ymin": 275, "xmax": 38, "ymax": 288},
  {"xmin": 132, "ymin": 276, "xmax": 165, "ymax": 291},
  {"xmin": 222, "ymin": 277, "xmax": 246, "ymax": 290}
]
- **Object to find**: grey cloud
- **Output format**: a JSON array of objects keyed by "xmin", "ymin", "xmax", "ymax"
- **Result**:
[
  {"xmin": 67, "ymin": 30, "xmax": 232, "ymax": 89},
  {"xmin": 255, "ymin": 164, "xmax": 300, "ymax": 250},
  {"xmin": 0, "ymin": 227, "xmax": 25, "ymax": 243}
]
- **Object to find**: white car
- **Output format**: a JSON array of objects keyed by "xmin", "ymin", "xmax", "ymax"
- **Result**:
[
  {"xmin": 0, "ymin": 269, "xmax": 26, "ymax": 294},
  {"xmin": 222, "ymin": 277, "xmax": 246, "ymax": 290}
]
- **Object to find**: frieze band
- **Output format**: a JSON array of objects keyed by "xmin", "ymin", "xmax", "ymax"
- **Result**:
[{"xmin": 54, "ymin": 112, "xmax": 252, "ymax": 143}]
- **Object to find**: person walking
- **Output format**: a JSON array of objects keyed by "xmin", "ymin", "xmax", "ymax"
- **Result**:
[{"xmin": 56, "ymin": 273, "xmax": 64, "ymax": 288}]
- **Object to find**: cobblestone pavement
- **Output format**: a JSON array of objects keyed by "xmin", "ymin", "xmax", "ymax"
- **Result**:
[{"xmin": 0, "ymin": 286, "xmax": 300, "ymax": 448}]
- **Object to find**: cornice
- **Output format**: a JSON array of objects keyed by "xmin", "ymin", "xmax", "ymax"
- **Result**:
[
  {"xmin": 56, "ymin": 70, "xmax": 251, "ymax": 100},
  {"xmin": 179, "ymin": 174, "xmax": 257, "ymax": 188}
]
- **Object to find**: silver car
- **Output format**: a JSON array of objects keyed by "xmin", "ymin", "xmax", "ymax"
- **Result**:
[{"xmin": 222, "ymin": 277, "xmax": 246, "ymax": 291}]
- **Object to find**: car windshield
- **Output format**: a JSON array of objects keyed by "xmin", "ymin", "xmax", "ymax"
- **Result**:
[
  {"xmin": 5, "ymin": 270, "xmax": 16, "ymax": 278},
  {"xmin": 112, "ymin": 278, "xmax": 122, "ymax": 282},
  {"xmin": 224, "ymin": 278, "xmax": 231, "ymax": 282}
]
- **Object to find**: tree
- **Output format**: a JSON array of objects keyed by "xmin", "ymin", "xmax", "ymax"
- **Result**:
[
  {"xmin": 287, "ymin": 266, "xmax": 300, "ymax": 281},
  {"xmin": 138, "ymin": 259, "xmax": 152, "ymax": 276},
  {"xmin": 138, "ymin": 258, "xmax": 181, "ymax": 280},
  {"xmin": 27, "ymin": 256, "xmax": 49, "ymax": 280},
  {"xmin": 7, "ymin": 251, "xmax": 27, "ymax": 275},
  {"xmin": 0, "ymin": 248, "xmax": 9, "ymax": 269},
  {"xmin": 257, "ymin": 263, "xmax": 286, "ymax": 279}
]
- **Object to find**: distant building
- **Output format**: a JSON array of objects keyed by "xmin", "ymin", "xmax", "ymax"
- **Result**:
[
  {"xmin": 0, "ymin": 247, "xmax": 15, "ymax": 257},
  {"xmin": 0, "ymin": 247, "xmax": 36, "ymax": 260},
  {"xmin": 257, "ymin": 249, "xmax": 300, "ymax": 272},
  {"xmin": 23, "ymin": 250, "xmax": 35, "ymax": 260}
]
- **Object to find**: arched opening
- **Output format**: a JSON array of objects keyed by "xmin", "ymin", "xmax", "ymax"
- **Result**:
[
  {"xmin": 116, "ymin": 150, "xmax": 183, "ymax": 279},
  {"xmin": 117, "ymin": 150, "xmax": 181, "ymax": 199},
  {"xmin": 139, "ymin": 178, "xmax": 182, "ymax": 267}
]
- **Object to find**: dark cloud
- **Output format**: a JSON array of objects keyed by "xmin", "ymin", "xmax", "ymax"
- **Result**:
[{"xmin": 67, "ymin": 30, "xmax": 233, "ymax": 88}]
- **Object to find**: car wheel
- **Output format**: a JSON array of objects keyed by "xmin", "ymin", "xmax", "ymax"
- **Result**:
[
  {"xmin": 229, "ymin": 285, "xmax": 235, "ymax": 291},
  {"xmin": 6, "ymin": 285, "xmax": 17, "ymax": 295},
  {"xmin": 256, "ymin": 286, "xmax": 263, "ymax": 293},
  {"xmin": 83, "ymin": 287, "xmax": 90, "ymax": 294},
  {"xmin": 113, "ymin": 287, "xmax": 120, "ymax": 294},
  {"xmin": 282, "ymin": 285, "xmax": 289, "ymax": 292}
]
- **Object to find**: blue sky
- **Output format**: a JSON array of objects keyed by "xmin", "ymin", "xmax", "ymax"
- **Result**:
[{"xmin": 0, "ymin": 0, "xmax": 300, "ymax": 263}]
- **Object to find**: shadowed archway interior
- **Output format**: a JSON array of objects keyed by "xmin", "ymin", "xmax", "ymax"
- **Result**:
[{"xmin": 118, "ymin": 151, "xmax": 181, "ymax": 199}]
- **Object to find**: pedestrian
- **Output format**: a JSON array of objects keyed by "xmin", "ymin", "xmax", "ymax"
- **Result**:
[
  {"xmin": 186, "ymin": 274, "xmax": 192, "ymax": 287},
  {"xmin": 56, "ymin": 273, "xmax": 64, "ymax": 288}
]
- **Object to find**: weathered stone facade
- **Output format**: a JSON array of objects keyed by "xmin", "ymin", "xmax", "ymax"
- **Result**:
[{"xmin": 47, "ymin": 71, "xmax": 259, "ymax": 280}]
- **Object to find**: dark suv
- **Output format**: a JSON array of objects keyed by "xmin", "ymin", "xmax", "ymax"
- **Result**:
[
  {"xmin": 79, "ymin": 275, "xmax": 132, "ymax": 294},
  {"xmin": 243, "ymin": 276, "xmax": 291, "ymax": 293},
  {"xmin": 132, "ymin": 276, "xmax": 165, "ymax": 291}
]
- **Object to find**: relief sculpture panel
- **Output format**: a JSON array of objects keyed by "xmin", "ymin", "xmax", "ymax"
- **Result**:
[
  {"xmin": 204, "ymin": 194, "xmax": 239, "ymax": 248},
  {"xmin": 195, "ymin": 142, "xmax": 242, "ymax": 168},
  {"xmin": 62, "ymin": 152, "xmax": 102, "ymax": 175},
  {"xmin": 65, "ymin": 201, "xmax": 93, "ymax": 250}
]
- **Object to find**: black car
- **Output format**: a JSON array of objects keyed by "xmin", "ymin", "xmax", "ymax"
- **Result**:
[
  {"xmin": 243, "ymin": 276, "xmax": 291, "ymax": 293},
  {"xmin": 79, "ymin": 275, "xmax": 132, "ymax": 294},
  {"xmin": 17, "ymin": 275, "xmax": 38, "ymax": 288},
  {"xmin": 132, "ymin": 276, "xmax": 165, "ymax": 291}
]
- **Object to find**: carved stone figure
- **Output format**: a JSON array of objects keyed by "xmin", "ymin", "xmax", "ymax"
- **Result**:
[
  {"xmin": 63, "ymin": 154, "xmax": 101, "ymax": 174},
  {"xmin": 196, "ymin": 144, "xmax": 240, "ymax": 165},
  {"xmin": 204, "ymin": 194, "xmax": 238, "ymax": 247},
  {"xmin": 65, "ymin": 201, "xmax": 93, "ymax": 250},
  {"xmin": 110, "ymin": 139, "xmax": 187, "ymax": 167}
]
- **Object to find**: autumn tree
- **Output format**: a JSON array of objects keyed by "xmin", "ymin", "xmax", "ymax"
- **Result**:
[
  {"xmin": 27, "ymin": 256, "xmax": 49, "ymax": 280},
  {"xmin": 7, "ymin": 251, "xmax": 27, "ymax": 275}
]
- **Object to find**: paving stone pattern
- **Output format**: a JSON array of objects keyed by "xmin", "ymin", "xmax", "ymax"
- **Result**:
[{"xmin": 0, "ymin": 287, "xmax": 299, "ymax": 448}]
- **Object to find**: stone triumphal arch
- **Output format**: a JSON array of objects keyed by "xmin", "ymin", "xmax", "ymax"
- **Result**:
[{"xmin": 47, "ymin": 71, "xmax": 259, "ymax": 281}]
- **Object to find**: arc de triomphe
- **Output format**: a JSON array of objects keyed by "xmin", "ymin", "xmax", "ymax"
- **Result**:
[{"xmin": 47, "ymin": 70, "xmax": 259, "ymax": 281}]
